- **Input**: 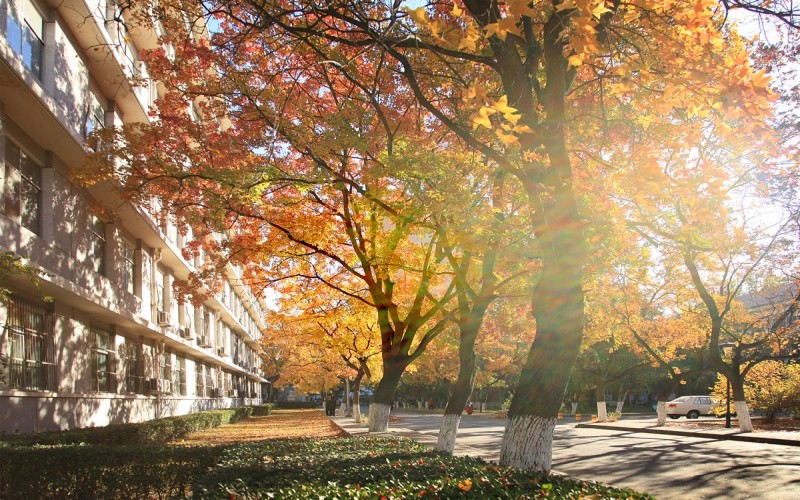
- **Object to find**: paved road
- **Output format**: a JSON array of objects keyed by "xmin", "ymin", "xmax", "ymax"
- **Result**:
[{"xmin": 385, "ymin": 412, "xmax": 800, "ymax": 499}]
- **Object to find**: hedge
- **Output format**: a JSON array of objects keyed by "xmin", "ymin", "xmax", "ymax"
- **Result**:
[
  {"xmin": 0, "ymin": 443, "xmax": 219, "ymax": 498},
  {"xmin": 251, "ymin": 403, "xmax": 276, "ymax": 416},
  {"xmin": 274, "ymin": 401, "xmax": 319, "ymax": 409},
  {"xmin": 0, "ymin": 406, "xmax": 253, "ymax": 446}
]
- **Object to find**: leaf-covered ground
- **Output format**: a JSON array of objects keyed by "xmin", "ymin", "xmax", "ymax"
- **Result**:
[
  {"xmin": 176, "ymin": 409, "xmax": 651, "ymax": 499},
  {"xmin": 170, "ymin": 409, "xmax": 347, "ymax": 446},
  {"xmin": 1, "ymin": 408, "xmax": 653, "ymax": 498}
]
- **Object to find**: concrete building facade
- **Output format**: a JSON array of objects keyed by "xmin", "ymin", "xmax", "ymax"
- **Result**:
[{"xmin": 0, "ymin": 0, "xmax": 268, "ymax": 433}]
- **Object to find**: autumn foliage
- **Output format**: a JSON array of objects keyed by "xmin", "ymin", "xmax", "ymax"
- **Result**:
[{"xmin": 75, "ymin": 0, "xmax": 799, "ymax": 471}]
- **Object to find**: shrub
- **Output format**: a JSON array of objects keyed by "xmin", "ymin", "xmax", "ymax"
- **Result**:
[
  {"xmin": 251, "ymin": 403, "xmax": 276, "ymax": 416},
  {"xmin": 0, "ymin": 443, "xmax": 220, "ymax": 498},
  {"xmin": 711, "ymin": 362, "xmax": 800, "ymax": 420},
  {"xmin": 274, "ymin": 401, "xmax": 319, "ymax": 409},
  {"xmin": 0, "ymin": 407, "xmax": 253, "ymax": 446}
]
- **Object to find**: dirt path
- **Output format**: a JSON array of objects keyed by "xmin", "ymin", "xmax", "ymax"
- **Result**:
[{"xmin": 170, "ymin": 409, "xmax": 348, "ymax": 446}]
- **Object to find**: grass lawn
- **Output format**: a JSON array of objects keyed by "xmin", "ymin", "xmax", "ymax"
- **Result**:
[{"xmin": 1, "ymin": 409, "xmax": 653, "ymax": 498}]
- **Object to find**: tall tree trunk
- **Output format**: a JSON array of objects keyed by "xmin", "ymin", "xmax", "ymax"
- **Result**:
[
  {"xmin": 655, "ymin": 385, "xmax": 672, "ymax": 427},
  {"xmin": 500, "ymin": 240, "xmax": 584, "ymax": 472},
  {"xmin": 494, "ymin": 8, "xmax": 586, "ymax": 473},
  {"xmin": 615, "ymin": 389, "xmax": 628, "ymax": 414},
  {"xmin": 352, "ymin": 371, "xmax": 364, "ymax": 422},
  {"xmin": 595, "ymin": 384, "xmax": 608, "ymax": 422},
  {"xmin": 436, "ymin": 301, "xmax": 489, "ymax": 452},
  {"xmin": 655, "ymin": 400, "xmax": 667, "ymax": 426},
  {"xmin": 368, "ymin": 358, "xmax": 407, "ymax": 432},
  {"xmin": 730, "ymin": 377, "xmax": 753, "ymax": 432}
]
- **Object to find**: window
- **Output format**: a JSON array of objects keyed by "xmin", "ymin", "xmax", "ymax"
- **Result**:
[
  {"xmin": 104, "ymin": 0, "xmax": 120, "ymax": 22},
  {"xmin": 121, "ymin": 36, "xmax": 140, "ymax": 78},
  {"xmin": 121, "ymin": 239, "xmax": 135, "ymax": 294},
  {"xmin": 2, "ymin": 138, "xmax": 41, "ymax": 234},
  {"xmin": 172, "ymin": 355, "xmax": 186, "ymax": 395},
  {"xmin": 157, "ymin": 351, "xmax": 171, "ymax": 392},
  {"xmin": 87, "ymin": 215, "xmax": 105, "ymax": 275},
  {"xmin": 5, "ymin": 0, "xmax": 45, "ymax": 78},
  {"xmin": 90, "ymin": 328, "xmax": 116, "ymax": 393},
  {"xmin": 123, "ymin": 341, "xmax": 143, "ymax": 394},
  {"xmin": 2, "ymin": 296, "xmax": 55, "ymax": 391},
  {"xmin": 85, "ymin": 93, "xmax": 105, "ymax": 137},
  {"xmin": 155, "ymin": 268, "xmax": 169, "ymax": 323},
  {"xmin": 205, "ymin": 365, "xmax": 214, "ymax": 397},
  {"xmin": 195, "ymin": 362, "xmax": 205, "ymax": 397}
]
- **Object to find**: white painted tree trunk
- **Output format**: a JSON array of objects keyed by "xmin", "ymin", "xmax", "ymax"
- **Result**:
[
  {"xmin": 655, "ymin": 401, "xmax": 667, "ymax": 426},
  {"xmin": 616, "ymin": 390, "xmax": 628, "ymax": 414},
  {"xmin": 368, "ymin": 402, "xmax": 391, "ymax": 432},
  {"xmin": 735, "ymin": 400, "xmax": 753, "ymax": 432},
  {"xmin": 571, "ymin": 402, "xmax": 578, "ymax": 415},
  {"xmin": 435, "ymin": 413, "xmax": 461, "ymax": 453},
  {"xmin": 499, "ymin": 415, "xmax": 557, "ymax": 473},
  {"xmin": 595, "ymin": 401, "xmax": 607, "ymax": 422},
  {"xmin": 352, "ymin": 403, "xmax": 361, "ymax": 422}
]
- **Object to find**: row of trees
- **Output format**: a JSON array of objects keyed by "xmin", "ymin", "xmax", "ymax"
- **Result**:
[{"xmin": 77, "ymin": 0, "xmax": 799, "ymax": 473}]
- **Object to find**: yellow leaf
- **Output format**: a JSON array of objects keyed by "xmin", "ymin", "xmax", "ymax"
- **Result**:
[
  {"xmin": 592, "ymin": 3, "xmax": 612, "ymax": 18},
  {"xmin": 452, "ymin": 2, "xmax": 463, "ymax": 17},
  {"xmin": 484, "ymin": 17, "xmax": 522, "ymax": 41},
  {"xmin": 457, "ymin": 23, "xmax": 481, "ymax": 51},
  {"xmin": 512, "ymin": 124, "xmax": 533, "ymax": 134},
  {"xmin": 471, "ymin": 106, "xmax": 494, "ymax": 130},
  {"xmin": 507, "ymin": 0, "xmax": 537, "ymax": 17},
  {"xmin": 462, "ymin": 84, "xmax": 488, "ymax": 104},
  {"xmin": 496, "ymin": 130, "xmax": 519, "ymax": 147},
  {"xmin": 567, "ymin": 54, "xmax": 584, "ymax": 67},
  {"xmin": 493, "ymin": 95, "xmax": 519, "ymax": 121},
  {"xmin": 555, "ymin": 0, "xmax": 577, "ymax": 12},
  {"xmin": 406, "ymin": 7, "xmax": 427, "ymax": 26}
]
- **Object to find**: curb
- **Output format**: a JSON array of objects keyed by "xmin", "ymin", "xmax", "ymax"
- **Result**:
[{"xmin": 576, "ymin": 422, "xmax": 800, "ymax": 447}]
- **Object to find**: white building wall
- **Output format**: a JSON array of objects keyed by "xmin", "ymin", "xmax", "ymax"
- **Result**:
[
  {"xmin": 52, "ymin": 12, "xmax": 89, "ymax": 138},
  {"xmin": 0, "ymin": 0, "xmax": 268, "ymax": 435}
]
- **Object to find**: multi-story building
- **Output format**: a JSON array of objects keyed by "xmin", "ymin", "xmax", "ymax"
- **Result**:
[{"xmin": 0, "ymin": 0, "xmax": 268, "ymax": 433}]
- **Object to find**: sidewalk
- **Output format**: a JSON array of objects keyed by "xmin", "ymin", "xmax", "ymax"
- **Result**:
[
  {"xmin": 330, "ymin": 414, "xmax": 494, "ymax": 459},
  {"xmin": 331, "ymin": 412, "xmax": 800, "ymax": 455},
  {"xmin": 576, "ymin": 417, "xmax": 800, "ymax": 447}
]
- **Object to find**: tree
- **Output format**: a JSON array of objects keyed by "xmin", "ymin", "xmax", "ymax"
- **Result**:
[
  {"xmin": 712, "ymin": 360, "xmax": 800, "ymax": 421},
  {"xmin": 81, "ymin": 0, "xmax": 784, "ymax": 472},
  {"xmin": 604, "ymin": 252, "xmax": 717, "ymax": 425},
  {"xmin": 0, "ymin": 252, "xmax": 50, "ymax": 305},
  {"xmin": 266, "ymin": 289, "xmax": 383, "ymax": 421}
]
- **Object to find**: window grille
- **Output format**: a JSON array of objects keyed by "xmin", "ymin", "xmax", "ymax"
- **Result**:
[
  {"xmin": 3, "ymin": 296, "xmax": 55, "ymax": 391},
  {"xmin": 121, "ymin": 239, "xmax": 135, "ymax": 294},
  {"xmin": 195, "ymin": 362, "xmax": 205, "ymax": 397},
  {"xmin": 90, "ymin": 327, "xmax": 117, "ymax": 393},
  {"xmin": 172, "ymin": 355, "xmax": 186, "ymax": 395},
  {"xmin": 205, "ymin": 365, "xmax": 214, "ymax": 397},
  {"xmin": 123, "ymin": 341, "xmax": 144, "ymax": 394}
]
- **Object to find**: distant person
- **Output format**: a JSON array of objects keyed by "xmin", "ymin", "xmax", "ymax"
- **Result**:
[{"xmin": 325, "ymin": 395, "xmax": 336, "ymax": 416}]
